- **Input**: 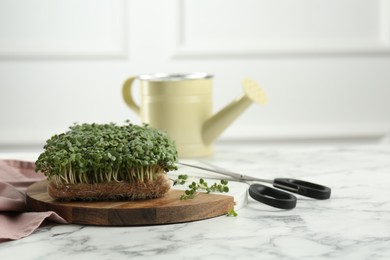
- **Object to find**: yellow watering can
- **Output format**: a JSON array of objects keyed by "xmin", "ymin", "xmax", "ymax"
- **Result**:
[{"xmin": 122, "ymin": 73, "xmax": 267, "ymax": 158}]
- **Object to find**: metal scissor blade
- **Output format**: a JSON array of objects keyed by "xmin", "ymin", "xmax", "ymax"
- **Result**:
[{"xmin": 177, "ymin": 162, "xmax": 271, "ymax": 183}]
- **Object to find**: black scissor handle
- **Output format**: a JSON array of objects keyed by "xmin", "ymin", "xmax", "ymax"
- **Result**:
[
  {"xmin": 249, "ymin": 184, "xmax": 297, "ymax": 209},
  {"xmin": 273, "ymin": 178, "xmax": 331, "ymax": 200}
]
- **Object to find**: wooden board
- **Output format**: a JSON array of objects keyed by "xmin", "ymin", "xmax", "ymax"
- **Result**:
[{"xmin": 26, "ymin": 180, "xmax": 235, "ymax": 226}]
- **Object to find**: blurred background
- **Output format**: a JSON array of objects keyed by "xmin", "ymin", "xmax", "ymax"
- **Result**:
[{"xmin": 1, "ymin": 0, "xmax": 389, "ymax": 150}]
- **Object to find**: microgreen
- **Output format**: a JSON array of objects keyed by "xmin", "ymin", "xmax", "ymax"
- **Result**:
[
  {"xmin": 35, "ymin": 122, "xmax": 178, "ymax": 185},
  {"xmin": 173, "ymin": 174, "xmax": 237, "ymax": 216},
  {"xmin": 227, "ymin": 208, "xmax": 238, "ymax": 217},
  {"xmin": 173, "ymin": 176, "xmax": 230, "ymax": 200},
  {"xmin": 173, "ymin": 174, "xmax": 188, "ymax": 186}
]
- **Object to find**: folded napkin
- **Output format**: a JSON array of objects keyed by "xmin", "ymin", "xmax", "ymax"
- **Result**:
[{"xmin": 0, "ymin": 160, "xmax": 67, "ymax": 242}]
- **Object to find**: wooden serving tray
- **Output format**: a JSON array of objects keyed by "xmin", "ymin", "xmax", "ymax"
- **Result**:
[{"xmin": 26, "ymin": 180, "xmax": 235, "ymax": 226}]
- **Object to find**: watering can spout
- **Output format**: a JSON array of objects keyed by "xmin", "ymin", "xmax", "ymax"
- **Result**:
[{"xmin": 202, "ymin": 79, "xmax": 267, "ymax": 145}]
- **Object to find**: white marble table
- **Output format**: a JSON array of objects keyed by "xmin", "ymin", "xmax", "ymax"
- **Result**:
[{"xmin": 1, "ymin": 143, "xmax": 390, "ymax": 260}]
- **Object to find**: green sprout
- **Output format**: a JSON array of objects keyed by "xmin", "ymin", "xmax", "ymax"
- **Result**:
[
  {"xmin": 173, "ymin": 174, "xmax": 188, "ymax": 186},
  {"xmin": 174, "ymin": 174, "xmax": 238, "ymax": 216},
  {"xmin": 173, "ymin": 175, "xmax": 230, "ymax": 200},
  {"xmin": 227, "ymin": 208, "xmax": 238, "ymax": 217},
  {"xmin": 35, "ymin": 122, "xmax": 178, "ymax": 185}
]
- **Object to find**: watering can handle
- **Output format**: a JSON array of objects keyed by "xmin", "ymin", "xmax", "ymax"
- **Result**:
[{"xmin": 122, "ymin": 77, "xmax": 141, "ymax": 116}]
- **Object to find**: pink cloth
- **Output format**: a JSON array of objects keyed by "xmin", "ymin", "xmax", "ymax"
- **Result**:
[{"xmin": 0, "ymin": 160, "xmax": 67, "ymax": 242}]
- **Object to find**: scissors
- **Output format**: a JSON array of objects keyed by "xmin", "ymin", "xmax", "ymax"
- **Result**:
[{"xmin": 177, "ymin": 162, "xmax": 331, "ymax": 210}]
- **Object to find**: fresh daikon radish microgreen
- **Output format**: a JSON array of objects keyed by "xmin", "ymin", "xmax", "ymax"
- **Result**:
[
  {"xmin": 174, "ymin": 175, "xmax": 237, "ymax": 216},
  {"xmin": 173, "ymin": 174, "xmax": 188, "ymax": 185},
  {"xmin": 227, "ymin": 208, "xmax": 238, "ymax": 217},
  {"xmin": 35, "ymin": 122, "xmax": 178, "ymax": 185},
  {"xmin": 174, "ymin": 176, "xmax": 230, "ymax": 200}
]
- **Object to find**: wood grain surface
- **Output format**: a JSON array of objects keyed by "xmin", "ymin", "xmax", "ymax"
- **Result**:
[{"xmin": 26, "ymin": 180, "xmax": 235, "ymax": 226}]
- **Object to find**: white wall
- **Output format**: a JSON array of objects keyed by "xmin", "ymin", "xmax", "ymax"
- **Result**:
[{"xmin": 1, "ymin": 0, "xmax": 390, "ymax": 148}]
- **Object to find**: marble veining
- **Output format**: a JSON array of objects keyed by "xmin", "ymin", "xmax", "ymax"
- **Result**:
[{"xmin": 1, "ymin": 144, "xmax": 390, "ymax": 259}]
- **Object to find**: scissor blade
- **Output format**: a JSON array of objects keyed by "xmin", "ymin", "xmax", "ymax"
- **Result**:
[{"xmin": 177, "ymin": 162, "xmax": 267, "ymax": 182}]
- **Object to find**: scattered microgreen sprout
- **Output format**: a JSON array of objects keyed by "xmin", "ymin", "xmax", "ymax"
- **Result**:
[
  {"xmin": 173, "ymin": 175, "xmax": 230, "ymax": 200},
  {"xmin": 35, "ymin": 122, "xmax": 178, "ymax": 185},
  {"xmin": 173, "ymin": 174, "xmax": 238, "ymax": 216},
  {"xmin": 173, "ymin": 174, "xmax": 188, "ymax": 186},
  {"xmin": 227, "ymin": 208, "xmax": 238, "ymax": 217}
]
